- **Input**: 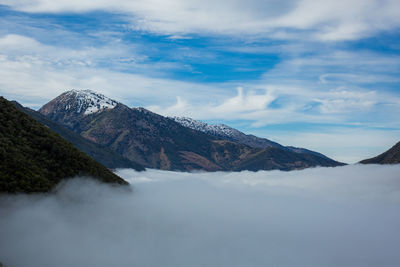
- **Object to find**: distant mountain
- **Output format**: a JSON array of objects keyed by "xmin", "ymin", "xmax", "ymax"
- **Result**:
[
  {"xmin": 172, "ymin": 117, "xmax": 283, "ymax": 148},
  {"xmin": 39, "ymin": 90, "xmax": 344, "ymax": 171},
  {"xmin": 233, "ymin": 146, "xmax": 338, "ymax": 171},
  {"xmin": 360, "ymin": 142, "xmax": 400, "ymax": 165},
  {"xmin": 0, "ymin": 96, "xmax": 128, "ymax": 193},
  {"xmin": 12, "ymin": 101, "xmax": 144, "ymax": 171},
  {"xmin": 172, "ymin": 117, "xmax": 330, "ymax": 159}
]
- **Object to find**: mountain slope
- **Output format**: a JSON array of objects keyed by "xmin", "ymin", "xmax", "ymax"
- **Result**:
[
  {"xmin": 172, "ymin": 117, "xmax": 330, "ymax": 159},
  {"xmin": 39, "ymin": 90, "xmax": 344, "ymax": 171},
  {"xmin": 234, "ymin": 147, "xmax": 340, "ymax": 171},
  {"xmin": 12, "ymin": 101, "xmax": 144, "ymax": 171},
  {"xmin": 41, "ymin": 99, "xmax": 232, "ymax": 170},
  {"xmin": 172, "ymin": 117, "xmax": 283, "ymax": 149},
  {"xmin": 0, "ymin": 96, "xmax": 127, "ymax": 193},
  {"xmin": 360, "ymin": 142, "xmax": 400, "ymax": 164}
]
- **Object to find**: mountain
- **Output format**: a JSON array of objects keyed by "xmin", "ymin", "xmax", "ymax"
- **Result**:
[
  {"xmin": 172, "ymin": 117, "xmax": 330, "ymax": 159},
  {"xmin": 12, "ymin": 101, "xmax": 144, "ymax": 171},
  {"xmin": 39, "ymin": 90, "xmax": 344, "ymax": 171},
  {"xmin": 172, "ymin": 117, "xmax": 283, "ymax": 148},
  {"xmin": 360, "ymin": 142, "xmax": 400, "ymax": 164},
  {"xmin": 39, "ymin": 89, "xmax": 119, "ymax": 130},
  {"xmin": 0, "ymin": 96, "xmax": 128, "ymax": 193},
  {"xmin": 233, "ymin": 146, "xmax": 339, "ymax": 171}
]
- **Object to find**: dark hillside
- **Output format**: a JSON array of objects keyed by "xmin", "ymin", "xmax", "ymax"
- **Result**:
[{"xmin": 0, "ymin": 96, "xmax": 127, "ymax": 193}]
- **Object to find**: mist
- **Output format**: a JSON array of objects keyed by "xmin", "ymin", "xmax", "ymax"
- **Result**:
[{"xmin": 1, "ymin": 164, "xmax": 400, "ymax": 267}]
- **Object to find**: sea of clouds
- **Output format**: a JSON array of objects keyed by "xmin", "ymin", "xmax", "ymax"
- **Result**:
[{"xmin": 1, "ymin": 164, "xmax": 400, "ymax": 267}]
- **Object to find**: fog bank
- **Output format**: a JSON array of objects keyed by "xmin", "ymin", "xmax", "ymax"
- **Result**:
[{"xmin": 1, "ymin": 165, "xmax": 400, "ymax": 267}]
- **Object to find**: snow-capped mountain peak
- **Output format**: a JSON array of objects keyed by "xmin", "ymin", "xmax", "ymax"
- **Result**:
[{"xmin": 64, "ymin": 89, "xmax": 119, "ymax": 115}]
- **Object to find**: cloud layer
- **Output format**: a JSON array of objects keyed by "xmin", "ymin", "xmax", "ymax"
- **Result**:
[
  {"xmin": 1, "ymin": 165, "xmax": 400, "ymax": 266},
  {"xmin": 2, "ymin": 0, "xmax": 400, "ymax": 40}
]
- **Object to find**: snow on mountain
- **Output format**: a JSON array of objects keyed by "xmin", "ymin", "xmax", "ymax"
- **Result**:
[
  {"xmin": 172, "ymin": 117, "xmax": 337, "ymax": 160},
  {"xmin": 65, "ymin": 90, "xmax": 118, "ymax": 115},
  {"xmin": 172, "ymin": 117, "xmax": 241, "ymax": 138},
  {"xmin": 172, "ymin": 117, "xmax": 287, "ymax": 149}
]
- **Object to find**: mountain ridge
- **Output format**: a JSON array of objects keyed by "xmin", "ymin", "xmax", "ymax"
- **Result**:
[
  {"xmin": 172, "ymin": 116, "xmax": 330, "ymax": 159},
  {"xmin": 38, "ymin": 89, "xmax": 345, "ymax": 172}
]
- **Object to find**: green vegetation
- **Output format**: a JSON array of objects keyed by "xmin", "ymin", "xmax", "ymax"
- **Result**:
[{"xmin": 0, "ymin": 97, "xmax": 128, "ymax": 193}]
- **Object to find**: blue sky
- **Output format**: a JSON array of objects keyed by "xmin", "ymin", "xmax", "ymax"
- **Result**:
[{"xmin": 0, "ymin": 0, "xmax": 399, "ymax": 163}]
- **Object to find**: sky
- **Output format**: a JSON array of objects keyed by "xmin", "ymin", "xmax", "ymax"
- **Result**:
[
  {"xmin": 0, "ymin": 0, "xmax": 399, "ymax": 163},
  {"xmin": 2, "ymin": 165, "xmax": 400, "ymax": 266}
]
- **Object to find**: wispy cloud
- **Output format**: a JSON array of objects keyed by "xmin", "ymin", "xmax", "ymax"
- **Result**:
[
  {"xmin": 2, "ymin": 0, "xmax": 400, "ymax": 41},
  {"xmin": 149, "ymin": 75, "xmax": 399, "ymax": 128},
  {"xmin": 0, "ymin": 34, "xmax": 225, "ymax": 107}
]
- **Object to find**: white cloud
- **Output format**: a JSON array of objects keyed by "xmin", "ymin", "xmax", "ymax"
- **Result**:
[
  {"xmin": 0, "ymin": 55, "xmax": 224, "ymax": 109},
  {"xmin": 0, "ymin": 34, "xmax": 226, "ymax": 108},
  {"xmin": 147, "ymin": 80, "xmax": 399, "ymax": 127},
  {"xmin": 212, "ymin": 87, "xmax": 275, "ymax": 114},
  {"xmin": 314, "ymin": 89, "xmax": 377, "ymax": 114},
  {"xmin": 147, "ymin": 96, "xmax": 190, "ymax": 116},
  {"xmin": 319, "ymin": 73, "xmax": 400, "ymax": 84},
  {"xmin": 150, "ymin": 86, "xmax": 276, "ymax": 117},
  {"xmin": 2, "ymin": 165, "xmax": 400, "ymax": 266},
  {"xmin": 257, "ymin": 51, "xmax": 400, "ymax": 124},
  {"xmin": 271, "ymin": 0, "xmax": 400, "ymax": 40},
  {"xmin": 2, "ymin": 0, "xmax": 400, "ymax": 41}
]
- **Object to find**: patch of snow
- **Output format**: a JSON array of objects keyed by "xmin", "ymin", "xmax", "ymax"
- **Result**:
[
  {"xmin": 171, "ymin": 117, "xmax": 241, "ymax": 138},
  {"xmin": 65, "ymin": 89, "xmax": 118, "ymax": 115}
]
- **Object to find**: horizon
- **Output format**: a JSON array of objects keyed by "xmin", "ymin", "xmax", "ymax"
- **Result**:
[{"xmin": 1, "ymin": 1, "xmax": 400, "ymax": 163}]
